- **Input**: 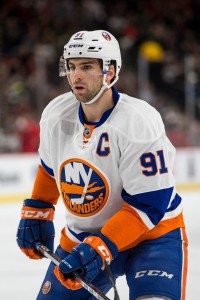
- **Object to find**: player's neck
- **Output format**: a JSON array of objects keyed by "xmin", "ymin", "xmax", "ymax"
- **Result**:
[{"xmin": 82, "ymin": 88, "xmax": 113, "ymax": 123}]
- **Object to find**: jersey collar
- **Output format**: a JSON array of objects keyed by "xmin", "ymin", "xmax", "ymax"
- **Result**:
[{"xmin": 78, "ymin": 87, "xmax": 120, "ymax": 127}]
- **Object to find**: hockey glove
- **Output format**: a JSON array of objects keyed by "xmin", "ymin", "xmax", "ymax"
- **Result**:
[
  {"xmin": 54, "ymin": 233, "xmax": 118, "ymax": 290},
  {"xmin": 16, "ymin": 199, "xmax": 55, "ymax": 259}
]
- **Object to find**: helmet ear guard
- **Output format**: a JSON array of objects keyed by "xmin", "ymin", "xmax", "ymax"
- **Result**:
[{"xmin": 59, "ymin": 30, "xmax": 121, "ymax": 104}]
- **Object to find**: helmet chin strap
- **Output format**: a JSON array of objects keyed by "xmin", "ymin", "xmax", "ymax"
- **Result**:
[
  {"xmin": 84, "ymin": 74, "xmax": 108, "ymax": 105},
  {"xmin": 68, "ymin": 72, "xmax": 118, "ymax": 105},
  {"xmin": 84, "ymin": 65, "xmax": 119, "ymax": 104}
]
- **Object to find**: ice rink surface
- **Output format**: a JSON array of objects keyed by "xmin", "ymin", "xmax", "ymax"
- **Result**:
[{"xmin": 0, "ymin": 191, "xmax": 199, "ymax": 300}]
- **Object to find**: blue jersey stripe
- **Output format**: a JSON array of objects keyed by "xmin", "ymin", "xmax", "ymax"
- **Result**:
[
  {"xmin": 41, "ymin": 159, "xmax": 54, "ymax": 177},
  {"xmin": 67, "ymin": 225, "xmax": 90, "ymax": 242},
  {"xmin": 121, "ymin": 187, "xmax": 174, "ymax": 225},
  {"xmin": 166, "ymin": 193, "xmax": 182, "ymax": 212}
]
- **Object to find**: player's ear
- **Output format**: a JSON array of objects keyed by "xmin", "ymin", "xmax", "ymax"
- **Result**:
[{"xmin": 106, "ymin": 65, "xmax": 115, "ymax": 84}]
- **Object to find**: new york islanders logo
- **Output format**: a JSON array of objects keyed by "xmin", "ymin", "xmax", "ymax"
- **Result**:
[
  {"xmin": 42, "ymin": 281, "xmax": 51, "ymax": 294},
  {"xmin": 60, "ymin": 159, "xmax": 109, "ymax": 217},
  {"xmin": 102, "ymin": 31, "xmax": 111, "ymax": 41}
]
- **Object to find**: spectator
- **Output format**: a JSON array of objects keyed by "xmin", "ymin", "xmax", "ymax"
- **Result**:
[{"xmin": 0, "ymin": 0, "xmax": 200, "ymax": 152}]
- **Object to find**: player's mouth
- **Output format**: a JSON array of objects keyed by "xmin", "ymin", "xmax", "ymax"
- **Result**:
[{"xmin": 73, "ymin": 85, "xmax": 86, "ymax": 94}]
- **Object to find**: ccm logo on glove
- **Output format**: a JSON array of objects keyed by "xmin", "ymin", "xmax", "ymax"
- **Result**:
[
  {"xmin": 98, "ymin": 245, "xmax": 111, "ymax": 264},
  {"xmin": 21, "ymin": 206, "xmax": 54, "ymax": 221},
  {"xmin": 84, "ymin": 236, "xmax": 113, "ymax": 266}
]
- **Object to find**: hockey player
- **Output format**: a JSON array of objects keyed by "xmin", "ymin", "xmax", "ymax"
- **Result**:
[{"xmin": 16, "ymin": 30, "xmax": 188, "ymax": 300}]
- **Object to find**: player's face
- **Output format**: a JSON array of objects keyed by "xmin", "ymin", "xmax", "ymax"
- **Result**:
[{"xmin": 67, "ymin": 58, "xmax": 103, "ymax": 103}]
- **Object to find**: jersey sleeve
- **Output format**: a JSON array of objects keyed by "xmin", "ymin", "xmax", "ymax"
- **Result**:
[
  {"xmin": 38, "ymin": 107, "xmax": 52, "ymax": 171},
  {"xmin": 32, "ymin": 103, "xmax": 60, "ymax": 205},
  {"xmin": 31, "ymin": 164, "xmax": 60, "ymax": 205},
  {"xmin": 102, "ymin": 107, "xmax": 179, "ymax": 251}
]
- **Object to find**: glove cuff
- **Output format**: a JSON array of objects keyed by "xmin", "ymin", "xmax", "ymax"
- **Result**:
[
  {"xmin": 23, "ymin": 199, "xmax": 54, "ymax": 209},
  {"xmin": 21, "ymin": 199, "xmax": 55, "ymax": 221},
  {"xmin": 98, "ymin": 233, "xmax": 118, "ymax": 258}
]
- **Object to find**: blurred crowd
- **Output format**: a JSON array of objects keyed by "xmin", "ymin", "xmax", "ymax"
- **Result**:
[{"xmin": 1, "ymin": 0, "xmax": 200, "ymax": 152}]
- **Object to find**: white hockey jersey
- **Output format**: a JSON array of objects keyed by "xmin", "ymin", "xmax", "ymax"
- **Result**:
[{"xmin": 34, "ymin": 88, "xmax": 185, "ymax": 252}]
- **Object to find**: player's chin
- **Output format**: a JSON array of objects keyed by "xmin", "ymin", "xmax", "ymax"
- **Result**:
[
  {"xmin": 74, "ymin": 92, "xmax": 90, "ymax": 103},
  {"xmin": 74, "ymin": 94, "xmax": 85, "ymax": 102},
  {"xmin": 73, "ymin": 90, "xmax": 86, "ymax": 100}
]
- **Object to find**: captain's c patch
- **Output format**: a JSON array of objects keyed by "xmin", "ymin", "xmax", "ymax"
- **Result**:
[{"xmin": 60, "ymin": 158, "xmax": 109, "ymax": 217}]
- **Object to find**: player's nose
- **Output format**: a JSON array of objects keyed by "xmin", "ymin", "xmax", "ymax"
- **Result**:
[{"xmin": 72, "ymin": 67, "xmax": 84, "ymax": 80}]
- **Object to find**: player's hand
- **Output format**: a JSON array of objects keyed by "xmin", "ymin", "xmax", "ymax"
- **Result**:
[
  {"xmin": 54, "ymin": 233, "xmax": 118, "ymax": 290},
  {"xmin": 16, "ymin": 199, "xmax": 55, "ymax": 259}
]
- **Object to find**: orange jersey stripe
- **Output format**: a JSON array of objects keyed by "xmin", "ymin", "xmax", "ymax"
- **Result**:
[
  {"xmin": 101, "ymin": 203, "xmax": 186, "ymax": 251},
  {"xmin": 60, "ymin": 227, "xmax": 79, "ymax": 253},
  {"xmin": 125, "ymin": 212, "xmax": 186, "ymax": 251},
  {"xmin": 181, "ymin": 228, "xmax": 188, "ymax": 300},
  {"xmin": 101, "ymin": 204, "xmax": 149, "ymax": 251},
  {"xmin": 31, "ymin": 165, "xmax": 60, "ymax": 205}
]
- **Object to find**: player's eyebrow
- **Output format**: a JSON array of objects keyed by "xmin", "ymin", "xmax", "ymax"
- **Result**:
[{"xmin": 68, "ymin": 59, "xmax": 99, "ymax": 66}]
